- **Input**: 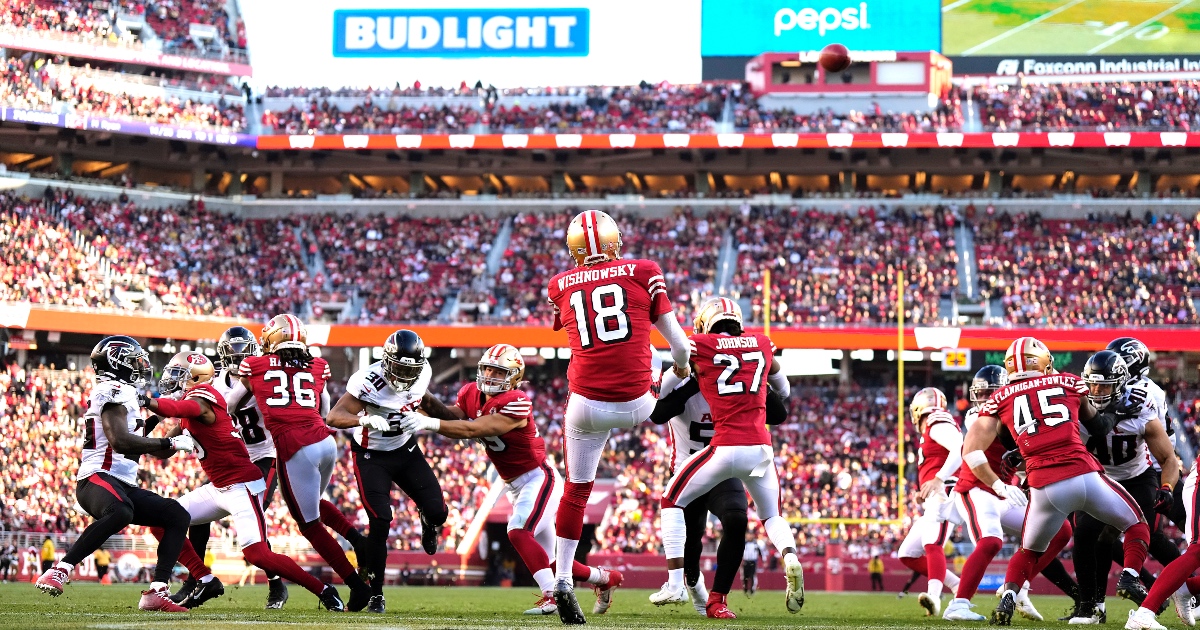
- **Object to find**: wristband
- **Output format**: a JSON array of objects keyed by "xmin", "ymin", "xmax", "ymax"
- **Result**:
[
  {"xmin": 963, "ymin": 450, "xmax": 988, "ymax": 469},
  {"xmin": 159, "ymin": 438, "xmax": 172, "ymax": 451},
  {"xmin": 1162, "ymin": 484, "xmax": 1172, "ymax": 491}
]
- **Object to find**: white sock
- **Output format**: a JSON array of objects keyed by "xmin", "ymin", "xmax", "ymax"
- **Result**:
[
  {"xmin": 555, "ymin": 536, "xmax": 579, "ymax": 583},
  {"xmin": 587, "ymin": 567, "xmax": 604, "ymax": 585},
  {"xmin": 1097, "ymin": 601, "xmax": 1106, "ymax": 612},
  {"xmin": 533, "ymin": 568, "xmax": 555, "ymax": 593},
  {"xmin": 928, "ymin": 579, "xmax": 944, "ymax": 598},
  {"xmin": 945, "ymin": 572, "xmax": 960, "ymax": 589},
  {"xmin": 53, "ymin": 561, "xmax": 74, "ymax": 574},
  {"xmin": 668, "ymin": 568, "xmax": 685, "ymax": 590},
  {"xmin": 269, "ymin": 575, "xmax": 281, "ymax": 581},
  {"xmin": 660, "ymin": 508, "xmax": 686, "ymax": 559},
  {"xmin": 763, "ymin": 515, "xmax": 797, "ymax": 555},
  {"xmin": 199, "ymin": 574, "xmax": 214, "ymax": 583},
  {"xmin": 1018, "ymin": 582, "xmax": 1030, "ymax": 599},
  {"xmin": 150, "ymin": 581, "xmax": 167, "ymax": 591},
  {"xmin": 1124, "ymin": 568, "xmax": 1139, "ymax": 577}
]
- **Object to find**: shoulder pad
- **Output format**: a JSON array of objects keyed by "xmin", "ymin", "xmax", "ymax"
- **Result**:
[{"xmin": 94, "ymin": 382, "xmax": 137, "ymax": 406}]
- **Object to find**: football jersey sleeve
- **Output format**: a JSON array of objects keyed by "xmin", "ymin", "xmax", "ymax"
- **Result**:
[
  {"xmin": 1067, "ymin": 374, "xmax": 1089, "ymax": 396},
  {"xmin": 317, "ymin": 358, "xmax": 332, "ymax": 381},
  {"xmin": 497, "ymin": 392, "xmax": 533, "ymax": 420},
  {"xmin": 977, "ymin": 392, "xmax": 1000, "ymax": 418},
  {"xmin": 455, "ymin": 383, "xmax": 473, "ymax": 411},
  {"xmin": 93, "ymin": 382, "xmax": 137, "ymax": 407},
  {"xmin": 640, "ymin": 260, "xmax": 671, "ymax": 320},
  {"xmin": 345, "ymin": 367, "xmax": 371, "ymax": 400},
  {"xmin": 236, "ymin": 357, "xmax": 256, "ymax": 378},
  {"xmin": 185, "ymin": 385, "xmax": 220, "ymax": 406}
]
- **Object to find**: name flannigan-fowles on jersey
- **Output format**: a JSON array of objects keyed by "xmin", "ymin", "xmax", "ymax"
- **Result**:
[
  {"xmin": 212, "ymin": 368, "xmax": 276, "ymax": 462},
  {"xmin": 346, "ymin": 361, "xmax": 432, "ymax": 451},
  {"xmin": 1080, "ymin": 379, "xmax": 1162, "ymax": 481},
  {"xmin": 79, "ymin": 380, "xmax": 143, "ymax": 486}
]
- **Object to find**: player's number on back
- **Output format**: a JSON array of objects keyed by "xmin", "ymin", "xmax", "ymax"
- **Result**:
[
  {"xmin": 1011, "ymin": 387, "xmax": 1070, "ymax": 435},
  {"xmin": 233, "ymin": 408, "xmax": 267, "ymax": 444},
  {"xmin": 568, "ymin": 284, "xmax": 631, "ymax": 349},
  {"xmin": 263, "ymin": 370, "xmax": 318, "ymax": 408},
  {"xmin": 480, "ymin": 436, "xmax": 507, "ymax": 452},
  {"xmin": 713, "ymin": 351, "xmax": 765, "ymax": 396}
]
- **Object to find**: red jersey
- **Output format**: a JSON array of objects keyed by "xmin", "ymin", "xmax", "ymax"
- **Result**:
[
  {"xmin": 688, "ymin": 332, "xmax": 774, "ymax": 447},
  {"xmin": 238, "ymin": 355, "xmax": 333, "ymax": 462},
  {"xmin": 179, "ymin": 383, "xmax": 262, "ymax": 488},
  {"xmin": 456, "ymin": 383, "xmax": 543, "ymax": 480},
  {"xmin": 977, "ymin": 372, "xmax": 1100, "ymax": 488},
  {"xmin": 954, "ymin": 408, "xmax": 1015, "ymax": 497},
  {"xmin": 916, "ymin": 408, "xmax": 960, "ymax": 485},
  {"xmin": 547, "ymin": 258, "xmax": 672, "ymax": 403}
]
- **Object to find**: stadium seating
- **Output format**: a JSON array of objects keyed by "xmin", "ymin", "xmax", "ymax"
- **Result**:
[
  {"xmin": 975, "ymin": 81, "xmax": 1200, "ymax": 131},
  {"xmin": 732, "ymin": 91, "xmax": 964, "ymax": 133},
  {"xmin": 1, "ymin": 1, "xmax": 243, "ymax": 55}
]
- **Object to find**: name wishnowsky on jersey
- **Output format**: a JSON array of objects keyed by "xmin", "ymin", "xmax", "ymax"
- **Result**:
[
  {"xmin": 716, "ymin": 336, "xmax": 760, "ymax": 350},
  {"xmin": 556, "ymin": 263, "xmax": 639, "ymax": 291}
]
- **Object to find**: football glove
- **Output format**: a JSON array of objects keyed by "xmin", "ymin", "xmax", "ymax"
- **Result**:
[
  {"xmin": 1155, "ymin": 485, "xmax": 1175, "ymax": 514},
  {"xmin": 396, "ymin": 412, "xmax": 440, "ymax": 434},
  {"xmin": 1114, "ymin": 387, "xmax": 1148, "ymax": 417},
  {"xmin": 1002, "ymin": 448, "xmax": 1024, "ymax": 471},
  {"xmin": 359, "ymin": 415, "xmax": 392, "ymax": 432},
  {"xmin": 169, "ymin": 435, "xmax": 197, "ymax": 453},
  {"xmin": 992, "ymin": 479, "xmax": 1029, "ymax": 508}
]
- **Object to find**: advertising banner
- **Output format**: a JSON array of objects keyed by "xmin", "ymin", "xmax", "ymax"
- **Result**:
[
  {"xmin": 333, "ymin": 7, "xmax": 590, "ymax": 57},
  {"xmin": 1, "ymin": 108, "xmax": 256, "ymax": 147},
  {"xmin": 700, "ymin": 0, "xmax": 941, "ymax": 56},
  {"xmin": 950, "ymin": 53, "xmax": 1200, "ymax": 77}
]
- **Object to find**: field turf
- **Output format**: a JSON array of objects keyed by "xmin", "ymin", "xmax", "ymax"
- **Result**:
[
  {"xmin": 0, "ymin": 582, "xmax": 1142, "ymax": 629},
  {"xmin": 943, "ymin": 0, "xmax": 1200, "ymax": 56}
]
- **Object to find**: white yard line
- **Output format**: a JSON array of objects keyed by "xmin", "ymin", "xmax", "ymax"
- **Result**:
[
  {"xmin": 1086, "ymin": 0, "xmax": 1194, "ymax": 54},
  {"xmin": 960, "ymin": 0, "xmax": 1090, "ymax": 55},
  {"xmin": 942, "ymin": 0, "xmax": 976, "ymax": 12}
]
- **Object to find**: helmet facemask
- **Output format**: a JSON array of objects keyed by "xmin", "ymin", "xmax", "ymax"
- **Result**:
[
  {"xmin": 383, "ymin": 355, "xmax": 424, "ymax": 391},
  {"xmin": 477, "ymin": 363, "xmax": 518, "ymax": 395}
]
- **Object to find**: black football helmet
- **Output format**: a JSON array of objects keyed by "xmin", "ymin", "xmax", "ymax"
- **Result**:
[
  {"xmin": 1082, "ymin": 350, "xmax": 1130, "ymax": 411},
  {"xmin": 1106, "ymin": 337, "xmax": 1150, "ymax": 378},
  {"xmin": 383, "ymin": 329, "xmax": 425, "ymax": 391},
  {"xmin": 90, "ymin": 335, "xmax": 152, "ymax": 388},
  {"xmin": 970, "ymin": 365, "xmax": 1007, "ymax": 404},
  {"xmin": 217, "ymin": 326, "xmax": 260, "ymax": 369}
]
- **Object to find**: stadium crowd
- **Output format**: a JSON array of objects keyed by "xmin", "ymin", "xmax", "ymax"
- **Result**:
[{"xmin": 975, "ymin": 81, "xmax": 1200, "ymax": 131}]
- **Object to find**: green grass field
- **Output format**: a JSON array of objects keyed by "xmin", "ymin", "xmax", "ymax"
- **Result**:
[
  {"xmin": 943, "ymin": 0, "xmax": 1200, "ymax": 56},
  {"xmin": 0, "ymin": 582, "xmax": 1146, "ymax": 629}
]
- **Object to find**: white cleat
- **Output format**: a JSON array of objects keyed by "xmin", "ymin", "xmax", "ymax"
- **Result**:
[
  {"xmin": 649, "ymin": 582, "xmax": 688, "ymax": 606},
  {"xmin": 687, "ymin": 572, "xmax": 710, "ymax": 617},
  {"xmin": 1174, "ymin": 584, "xmax": 1197, "ymax": 627},
  {"xmin": 919, "ymin": 592, "xmax": 942, "ymax": 617},
  {"xmin": 943, "ymin": 598, "xmax": 986, "ymax": 621},
  {"xmin": 1015, "ymin": 589, "xmax": 1044, "ymax": 621},
  {"xmin": 524, "ymin": 592, "xmax": 557, "ymax": 615},
  {"xmin": 784, "ymin": 554, "xmax": 805, "ymax": 613},
  {"xmin": 1126, "ymin": 607, "xmax": 1169, "ymax": 630}
]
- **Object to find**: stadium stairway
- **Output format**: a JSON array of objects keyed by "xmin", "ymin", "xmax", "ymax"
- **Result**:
[
  {"xmin": 467, "ymin": 216, "xmax": 515, "ymax": 319},
  {"xmin": 714, "ymin": 224, "xmax": 737, "ymax": 296}
]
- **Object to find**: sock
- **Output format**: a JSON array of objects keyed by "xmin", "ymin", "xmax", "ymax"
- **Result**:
[
  {"xmin": 1031, "ymin": 521, "xmax": 1073, "ymax": 580},
  {"xmin": 1018, "ymin": 583, "xmax": 1030, "ymax": 600},
  {"xmin": 660, "ymin": 507, "xmax": 686, "ymax": 560},
  {"xmin": 188, "ymin": 523, "xmax": 211, "ymax": 562},
  {"xmin": 365, "ymin": 517, "xmax": 389, "ymax": 596},
  {"xmin": 712, "ymin": 510, "xmax": 747, "ymax": 595},
  {"xmin": 575, "ymin": 562, "xmax": 602, "ymax": 585},
  {"xmin": 899, "ymin": 555, "xmax": 928, "ymax": 576},
  {"xmin": 764, "ymin": 516, "xmax": 797, "ymax": 555},
  {"xmin": 1004, "ymin": 548, "xmax": 1042, "ymax": 586},
  {"xmin": 1122, "ymin": 522, "xmax": 1151, "ymax": 572},
  {"xmin": 508, "ymin": 528, "xmax": 551, "ymax": 574},
  {"xmin": 1151, "ymin": 529, "xmax": 1182, "ymax": 566},
  {"xmin": 957, "ymin": 536, "xmax": 1003, "ymax": 599},
  {"xmin": 150, "ymin": 580, "xmax": 167, "ymax": 591},
  {"xmin": 151, "ymin": 526, "xmax": 211, "ymax": 579},
  {"xmin": 533, "ymin": 568, "xmax": 555, "ymax": 593},
  {"xmin": 1143, "ymin": 546, "xmax": 1200, "ymax": 614},
  {"xmin": 1039, "ymin": 558, "xmax": 1079, "ymax": 600},
  {"xmin": 199, "ymin": 574, "xmax": 214, "ymax": 583},
  {"xmin": 945, "ymin": 572, "xmax": 960, "ymax": 589},
  {"xmin": 300, "ymin": 521, "xmax": 359, "ymax": 584},
  {"xmin": 928, "ymin": 579, "xmax": 944, "ymax": 598},
  {"xmin": 319, "ymin": 500, "xmax": 362, "ymax": 544},
  {"xmin": 242, "ymin": 541, "xmax": 326, "ymax": 596},
  {"xmin": 54, "ymin": 561, "xmax": 74, "ymax": 574},
  {"xmin": 1185, "ymin": 575, "xmax": 1200, "ymax": 595},
  {"xmin": 924, "ymin": 544, "xmax": 947, "ymax": 583},
  {"xmin": 555, "ymin": 537, "xmax": 580, "ymax": 583},
  {"xmin": 668, "ymin": 567, "xmax": 685, "ymax": 590}
]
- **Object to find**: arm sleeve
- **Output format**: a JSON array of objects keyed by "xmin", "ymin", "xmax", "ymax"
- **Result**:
[
  {"xmin": 654, "ymin": 312, "xmax": 691, "ymax": 369},
  {"xmin": 153, "ymin": 397, "xmax": 204, "ymax": 419},
  {"xmin": 767, "ymin": 371, "xmax": 790, "ymax": 398},
  {"xmin": 928, "ymin": 422, "xmax": 964, "ymax": 481},
  {"xmin": 766, "ymin": 390, "xmax": 788, "ymax": 425},
  {"xmin": 320, "ymin": 387, "xmax": 331, "ymax": 417},
  {"xmin": 1081, "ymin": 411, "xmax": 1119, "ymax": 436},
  {"xmin": 649, "ymin": 377, "xmax": 699, "ymax": 425}
]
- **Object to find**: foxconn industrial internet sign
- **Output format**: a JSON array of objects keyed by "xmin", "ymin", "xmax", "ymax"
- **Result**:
[{"xmin": 333, "ymin": 8, "xmax": 589, "ymax": 57}]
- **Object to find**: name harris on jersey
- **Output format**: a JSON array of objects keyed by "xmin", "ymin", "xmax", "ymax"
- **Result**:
[{"xmin": 556, "ymin": 262, "xmax": 639, "ymax": 291}]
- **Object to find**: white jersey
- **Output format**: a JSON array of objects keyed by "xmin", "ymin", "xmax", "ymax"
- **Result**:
[
  {"xmin": 79, "ymin": 380, "xmax": 143, "ymax": 486},
  {"xmin": 212, "ymin": 368, "xmax": 276, "ymax": 462},
  {"xmin": 660, "ymin": 373, "xmax": 713, "ymax": 475},
  {"xmin": 346, "ymin": 361, "xmax": 432, "ymax": 451},
  {"xmin": 1080, "ymin": 381, "xmax": 1162, "ymax": 481}
]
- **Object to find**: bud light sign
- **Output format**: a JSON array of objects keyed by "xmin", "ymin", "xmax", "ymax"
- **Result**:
[{"xmin": 334, "ymin": 8, "xmax": 589, "ymax": 57}]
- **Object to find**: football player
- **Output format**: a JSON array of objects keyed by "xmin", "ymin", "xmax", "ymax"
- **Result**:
[
  {"xmin": 326, "ymin": 329, "xmax": 449, "ymax": 614},
  {"xmin": 543, "ymin": 210, "xmax": 693, "ymax": 624},
  {"xmin": 178, "ymin": 325, "xmax": 366, "ymax": 609},
  {"xmin": 399, "ymin": 343, "xmax": 622, "ymax": 617},
  {"xmin": 1073, "ymin": 351, "xmax": 1180, "ymax": 624},
  {"xmin": 237, "ymin": 314, "xmax": 373, "ymax": 611},
  {"xmin": 647, "ymin": 298, "xmax": 791, "ymax": 619},
  {"xmin": 963, "ymin": 337, "xmax": 1152, "ymax": 626},
  {"xmin": 144, "ymin": 352, "xmax": 347, "ymax": 611},
  {"xmin": 895, "ymin": 387, "xmax": 965, "ymax": 618},
  {"xmin": 647, "ymin": 299, "xmax": 804, "ymax": 616},
  {"xmin": 35, "ymin": 336, "xmax": 196, "ymax": 611},
  {"xmin": 943, "ymin": 365, "xmax": 1074, "ymax": 623}
]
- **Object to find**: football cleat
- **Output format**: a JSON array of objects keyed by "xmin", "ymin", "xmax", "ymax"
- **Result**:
[
  {"xmin": 649, "ymin": 582, "xmax": 688, "ymax": 606},
  {"xmin": 785, "ymin": 554, "xmax": 805, "ymax": 613},
  {"xmin": 421, "ymin": 515, "xmax": 440, "ymax": 556},
  {"xmin": 265, "ymin": 577, "xmax": 288, "ymax": 609},
  {"xmin": 525, "ymin": 592, "xmax": 558, "ymax": 615},
  {"xmin": 1015, "ymin": 589, "xmax": 1043, "ymax": 621},
  {"xmin": 592, "ymin": 568, "xmax": 621, "ymax": 615},
  {"xmin": 346, "ymin": 584, "xmax": 372, "ymax": 612},
  {"xmin": 35, "ymin": 566, "xmax": 68, "ymax": 596},
  {"xmin": 170, "ymin": 576, "xmax": 197, "ymax": 604},
  {"xmin": 139, "ymin": 585, "xmax": 189, "ymax": 612},
  {"xmin": 1126, "ymin": 608, "xmax": 1168, "ymax": 630},
  {"xmin": 943, "ymin": 598, "xmax": 986, "ymax": 622},
  {"xmin": 367, "ymin": 595, "xmax": 385, "ymax": 614},
  {"xmin": 687, "ymin": 572, "xmax": 710, "ymax": 617},
  {"xmin": 1118, "ymin": 570, "xmax": 1150, "ymax": 607},
  {"xmin": 1173, "ymin": 584, "xmax": 1196, "ymax": 626},
  {"xmin": 185, "ymin": 577, "xmax": 225, "ymax": 608},
  {"xmin": 318, "ymin": 585, "xmax": 345, "ymax": 612},
  {"xmin": 1068, "ymin": 602, "xmax": 1106, "ymax": 625},
  {"xmin": 918, "ymin": 593, "xmax": 942, "ymax": 617},
  {"xmin": 991, "ymin": 590, "xmax": 1016, "ymax": 626},
  {"xmin": 553, "ymin": 579, "xmax": 586, "ymax": 625},
  {"xmin": 706, "ymin": 592, "xmax": 737, "ymax": 619}
]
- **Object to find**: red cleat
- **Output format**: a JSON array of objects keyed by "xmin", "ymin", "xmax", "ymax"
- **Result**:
[
  {"xmin": 707, "ymin": 592, "xmax": 737, "ymax": 619},
  {"xmin": 139, "ymin": 585, "xmax": 189, "ymax": 612},
  {"xmin": 35, "ymin": 567, "xmax": 69, "ymax": 596},
  {"xmin": 592, "ymin": 568, "xmax": 622, "ymax": 614}
]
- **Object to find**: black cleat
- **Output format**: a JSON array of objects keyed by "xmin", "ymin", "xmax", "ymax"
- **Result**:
[
  {"xmin": 170, "ymin": 576, "xmax": 197, "ymax": 604},
  {"xmin": 347, "ymin": 585, "xmax": 372, "ymax": 612},
  {"xmin": 185, "ymin": 576, "xmax": 225, "ymax": 609},
  {"xmin": 1059, "ymin": 600, "xmax": 1087, "ymax": 622},
  {"xmin": 991, "ymin": 591, "xmax": 1015, "ymax": 626},
  {"xmin": 266, "ymin": 577, "xmax": 289, "ymax": 609},
  {"xmin": 554, "ymin": 579, "xmax": 586, "ymax": 625},
  {"xmin": 421, "ymin": 516, "xmax": 440, "ymax": 556},
  {"xmin": 318, "ymin": 585, "xmax": 345, "ymax": 612},
  {"xmin": 367, "ymin": 594, "xmax": 385, "ymax": 614},
  {"xmin": 1118, "ymin": 570, "xmax": 1149, "ymax": 607}
]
